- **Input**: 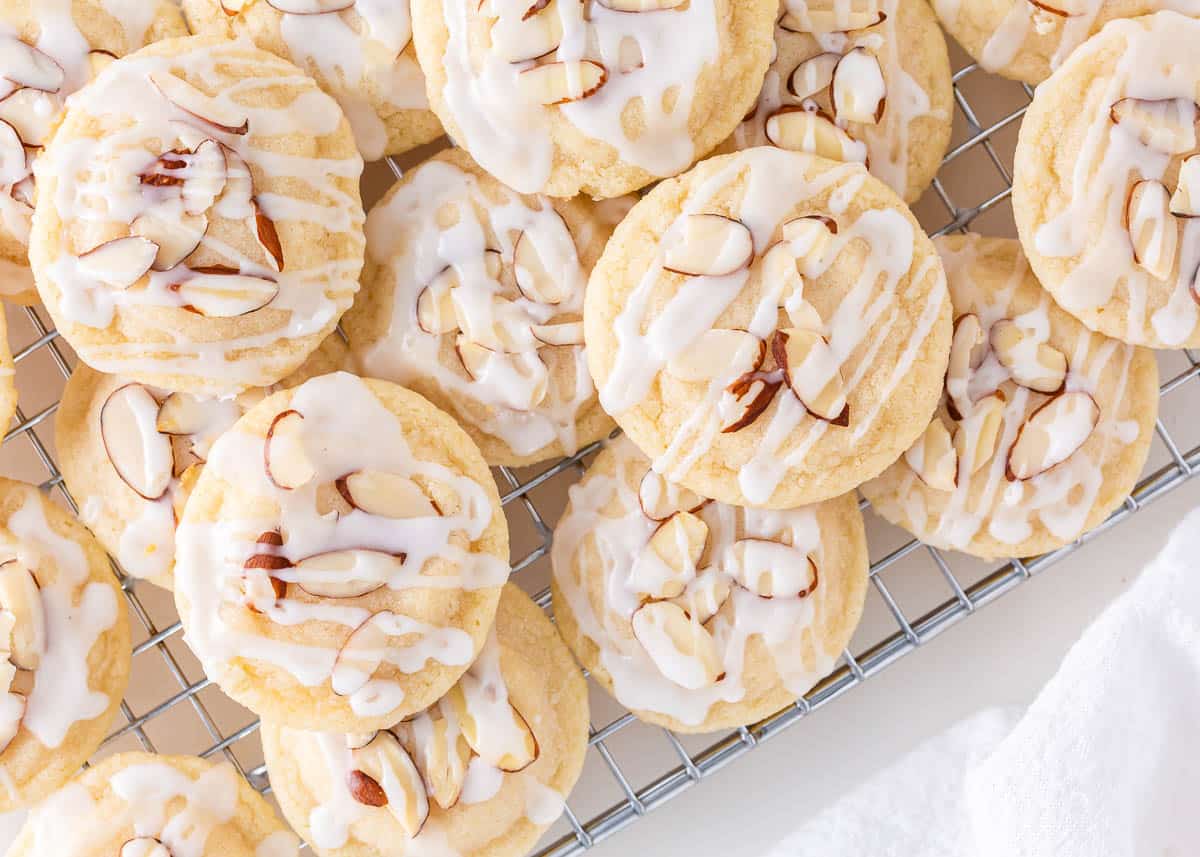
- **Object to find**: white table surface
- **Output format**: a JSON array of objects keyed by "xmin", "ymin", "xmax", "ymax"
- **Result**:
[{"xmin": 581, "ymin": 477, "xmax": 1200, "ymax": 857}]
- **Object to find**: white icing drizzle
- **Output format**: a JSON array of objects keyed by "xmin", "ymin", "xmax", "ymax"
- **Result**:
[
  {"xmin": 276, "ymin": 0, "xmax": 428, "ymax": 160},
  {"xmin": 552, "ymin": 435, "xmax": 841, "ymax": 726},
  {"xmin": 35, "ymin": 37, "xmax": 364, "ymax": 390},
  {"xmin": 174, "ymin": 373, "xmax": 508, "ymax": 719},
  {"xmin": 1025, "ymin": 13, "xmax": 1200, "ymax": 347},
  {"xmin": 437, "ymin": 0, "xmax": 723, "ymax": 192},
  {"xmin": 598, "ymin": 147, "xmax": 947, "ymax": 505},
  {"xmin": 1, "ymin": 492, "xmax": 118, "ymax": 753},
  {"xmin": 358, "ymin": 157, "xmax": 594, "ymax": 459}
]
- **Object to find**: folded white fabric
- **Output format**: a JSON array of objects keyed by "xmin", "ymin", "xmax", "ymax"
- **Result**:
[{"xmin": 765, "ymin": 506, "xmax": 1200, "ymax": 857}]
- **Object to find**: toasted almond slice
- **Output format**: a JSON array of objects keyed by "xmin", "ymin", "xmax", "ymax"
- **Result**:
[
  {"xmin": 119, "ymin": 838, "xmax": 170, "ymax": 857},
  {"xmin": 332, "ymin": 613, "xmax": 391, "ymax": 696},
  {"xmin": 0, "ymin": 120, "xmax": 24, "ymax": 186},
  {"xmin": 0, "ymin": 38, "xmax": 64, "ymax": 93},
  {"xmin": 293, "ymin": 550, "xmax": 400, "ymax": 598},
  {"xmin": 953, "ymin": 390, "xmax": 1006, "ymax": 475},
  {"xmin": 170, "ymin": 270, "xmax": 279, "ymax": 317},
  {"xmin": 831, "ymin": 48, "xmax": 886, "ymax": 124},
  {"xmin": 150, "ymin": 71, "xmax": 249, "ymax": 135},
  {"xmin": 1109, "ymin": 97, "xmax": 1198, "ymax": 155},
  {"xmin": 669, "ymin": 568, "xmax": 732, "ymax": 623},
  {"xmin": 78, "ymin": 237, "xmax": 158, "ymax": 289},
  {"xmin": 596, "ymin": 0, "xmax": 687, "ymax": 9},
  {"xmin": 131, "ymin": 210, "xmax": 208, "ymax": 272},
  {"xmin": 395, "ymin": 712, "xmax": 472, "ymax": 810},
  {"xmin": 778, "ymin": 8, "xmax": 885, "ymax": 34},
  {"xmin": 904, "ymin": 419, "xmax": 957, "ymax": 491},
  {"xmin": 182, "ymin": 140, "xmax": 228, "ymax": 215},
  {"xmin": 531, "ymin": 320, "xmax": 584, "ymax": 346},
  {"xmin": 518, "ymin": 60, "xmax": 608, "ymax": 105},
  {"xmin": 514, "ymin": 226, "xmax": 571, "ymax": 304},
  {"xmin": 637, "ymin": 469, "xmax": 706, "ymax": 521},
  {"xmin": 443, "ymin": 680, "xmax": 539, "ymax": 772},
  {"xmin": 253, "ymin": 198, "xmax": 284, "ymax": 271},
  {"xmin": 765, "ymin": 108, "xmax": 868, "ymax": 164},
  {"xmin": 0, "ymin": 690, "xmax": 23, "ymax": 754},
  {"xmin": 1171, "ymin": 155, "xmax": 1200, "ymax": 218},
  {"xmin": 86, "ymin": 50, "xmax": 116, "ymax": 81},
  {"xmin": 0, "ymin": 88, "xmax": 60, "ymax": 147},
  {"xmin": 990, "ymin": 319, "xmax": 1067, "ymax": 394},
  {"xmin": 945, "ymin": 313, "xmax": 986, "ymax": 419},
  {"xmin": 666, "ymin": 329, "xmax": 765, "ymax": 382},
  {"xmin": 416, "ymin": 274, "xmax": 460, "ymax": 335},
  {"xmin": 0, "ymin": 562, "xmax": 42, "ymax": 671},
  {"xmin": 265, "ymin": 409, "xmax": 314, "ymax": 490},
  {"xmin": 267, "ymin": 0, "xmax": 356, "ymax": 11},
  {"xmin": 156, "ymin": 392, "xmax": 213, "ymax": 436},
  {"xmin": 337, "ymin": 471, "xmax": 438, "ymax": 518},
  {"xmin": 628, "ymin": 510, "xmax": 709, "ymax": 599},
  {"xmin": 788, "ymin": 53, "xmax": 839, "ymax": 100},
  {"xmin": 781, "ymin": 215, "xmax": 837, "ymax": 269},
  {"xmin": 493, "ymin": 1, "xmax": 564, "ymax": 63},
  {"xmin": 1006, "ymin": 391, "xmax": 1099, "ymax": 481},
  {"xmin": 101, "ymin": 384, "xmax": 174, "ymax": 501},
  {"xmin": 719, "ymin": 372, "xmax": 781, "ymax": 432},
  {"xmin": 663, "ymin": 214, "xmax": 754, "ymax": 277},
  {"xmin": 774, "ymin": 328, "xmax": 849, "ymax": 425},
  {"xmin": 351, "ymin": 731, "xmax": 430, "ymax": 835},
  {"xmin": 631, "ymin": 600, "xmax": 723, "ymax": 689},
  {"xmin": 1125, "ymin": 179, "xmax": 1178, "ymax": 281},
  {"xmin": 727, "ymin": 539, "xmax": 818, "ymax": 598}
]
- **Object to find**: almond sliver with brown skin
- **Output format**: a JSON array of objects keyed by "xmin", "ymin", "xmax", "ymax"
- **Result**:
[
  {"xmin": 666, "ymin": 329, "xmax": 764, "ymax": 381},
  {"xmin": 774, "ymin": 328, "xmax": 849, "ymax": 424},
  {"xmin": 765, "ymin": 108, "xmax": 868, "ymax": 164},
  {"xmin": 904, "ymin": 419, "xmax": 957, "ymax": 491},
  {"xmin": 352, "ymin": 731, "xmax": 430, "ymax": 836},
  {"xmin": 727, "ymin": 539, "xmax": 817, "ymax": 598},
  {"xmin": 492, "ymin": 1, "xmax": 563, "ymax": 63},
  {"xmin": 637, "ymin": 469, "xmax": 705, "ymax": 521},
  {"xmin": 1109, "ymin": 97, "xmax": 1198, "ymax": 155},
  {"xmin": 832, "ymin": 48, "xmax": 886, "ymax": 124},
  {"xmin": 990, "ymin": 320, "xmax": 1067, "ymax": 393},
  {"xmin": 292, "ymin": 550, "xmax": 399, "ymax": 599},
  {"xmin": 662, "ymin": 214, "xmax": 754, "ymax": 277},
  {"xmin": 119, "ymin": 838, "xmax": 170, "ymax": 857},
  {"xmin": 670, "ymin": 568, "xmax": 732, "ymax": 623},
  {"xmin": 0, "ymin": 561, "xmax": 44, "ymax": 670},
  {"xmin": 1006, "ymin": 391, "xmax": 1100, "ymax": 480},
  {"xmin": 631, "ymin": 600, "xmax": 723, "ymax": 689},
  {"xmin": 628, "ymin": 510, "xmax": 708, "ymax": 599},
  {"xmin": 78, "ymin": 237, "xmax": 158, "ymax": 288},
  {"xmin": 331, "ymin": 613, "xmax": 391, "ymax": 696},
  {"xmin": 0, "ymin": 38, "xmax": 65, "ymax": 93},
  {"xmin": 444, "ymin": 678, "xmax": 539, "ymax": 772},
  {"xmin": 1171, "ymin": 156, "xmax": 1200, "ymax": 217},
  {"xmin": 788, "ymin": 53, "xmax": 839, "ymax": 100},
  {"xmin": 517, "ymin": 61, "xmax": 607, "ymax": 106},
  {"xmin": 1125, "ymin": 180, "xmax": 1178, "ymax": 281},
  {"xmin": 101, "ymin": 384, "xmax": 174, "ymax": 501}
]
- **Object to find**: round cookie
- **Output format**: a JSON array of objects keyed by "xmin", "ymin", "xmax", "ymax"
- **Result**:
[
  {"xmin": 862, "ymin": 235, "xmax": 1158, "ymax": 559},
  {"xmin": 173, "ymin": 372, "xmax": 510, "ymax": 732},
  {"xmin": 584, "ymin": 147, "xmax": 953, "ymax": 509},
  {"xmin": 551, "ymin": 435, "xmax": 868, "ymax": 732},
  {"xmin": 932, "ymin": 0, "xmax": 1200, "ymax": 85},
  {"xmin": 0, "ymin": 477, "xmax": 130, "ymax": 812},
  {"xmin": 722, "ymin": 0, "xmax": 953, "ymax": 204},
  {"xmin": 55, "ymin": 335, "xmax": 349, "ymax": 590},
  {"xmin": 262, "ymin": 583, "xmax": 589, "ymax": 857},
  {"xmin": 0, "ymin": 0, "xmax": 188, "ymax": 306},
  {"xmin": 183, "ymin": 0, "xmax": 443, "ymax": 161},
  {"xmin": 1013, "ymin": 11, "xmax": 1200, "ymax": 348},
  {"xmin": 410, "ymin": 0, "xmax": 778, "ymax": 199},
  {"xmin": 345, "ymin": 149, "xmax": 616, "ymax": 467},
  {"xmin": 8, "ymin": 752, "xmax": 300, "ymax": 856},
  {"xmin": 29, "ymin": 35, "xmax": 366, "ymax": 395}
]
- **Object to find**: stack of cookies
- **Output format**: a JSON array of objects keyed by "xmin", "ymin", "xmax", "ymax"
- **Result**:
[{"xmin": 0, "ymin": 0, "xmax": 1187, "ymax": 852}]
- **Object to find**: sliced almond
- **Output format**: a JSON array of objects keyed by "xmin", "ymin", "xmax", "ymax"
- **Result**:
[
  {"xmin": 773, "ymin": 328, "xmax": 849, "ymax": 425},
  {"xmin": 156, "ymin": 393, "xmax": 213, "ymax": 436},
  {"xmin": 1170, "ymin": 155, "xmax": 1200, "ymax": 218},
  {"xmin": 1006, "ymin": 391, "xmax": 1099, "ymax": 481},
  {"xmin": 1109, "ymin": 97, "xmax": 1198, "ymax": 155},
  {"xmin": 120, "ymin": 839, "xmax": 171, "ymax": 857},
  {"xmin": 630, "ymin": 600, "xmax": 723, "ymax": 690},
  {"xmin": 455, "ymin": 337, "xmax": 550, "ymax": 410},
  {"xmin": 0, "ymin": 120, "xmax": 25, "ymax": 186},
  {"xmin": 0, "ymin": 562, "xmax": 43, "ymax": 670},
  {"xmin": 781, "ymin": 215, "xmax": 837, "ymax": 269},
  {"xmin": 1125, "ymin": 179, "xmax": 1178, "ymax": 281},
  {"xmin": 788, "ymin": 53, "xmax": 839, "ymax": 100},
  {"xmin": 101, "ymin": 384, "xmax": 174, "ymax": 501},
  {"xmin": 293, "ymin": 550, "xmax": 400, "ymax": 599},
  {"xmin": 831, "ymin": 48, "xmax": 886, "ymax": 125},
  {"xmin": 264, "ymin": 409, "xmax": 314, "ymax": 490},
  {"xmin": 990, "ymin": 319, "xmax": 1067, "ymax": 394},
  {"xmin": 253, "ymin": 198, "xmax": 284, "ymax": 272},
  {"xmin": 182, "ymin": 140, "xmax": 228, "ymax": 215},
  {"xmin": 78, "ymin": 237, "xmax": 158, "ymax": 289},
  {"xmin": 946, "ymin": 313, "xmax": 986, "ymax": 419},
  {"xmin": 170, "ymin": 270, "xmax": 279, "ymax": 317},
  {"xmin": 395, "ymin": 712, "xmax": 471, "ymax": 810},
  {"xmin": 666, "ymin": 329, "xmax": 765, "ymax": 382},
  {"xmin": 267, "ymin": 0, "xmax": 357, "ymax": 11},
  {"xmin": 627, "ymin": 510, "xmax": 709, "ymax": 599},
  {"xmin": 0, "ymin": 88, "xmax": 60, "ymax": 147},
  {"xmin": 241, "ymin": 567, "xmax": 287, "ymax": 613},
  {"xmin": 351, "ymin": 731, "xmax": 429, "ymax": 836},
  {"xmin": 1027, "ymin": 0, "xmax": 1075, "ymax": 15},
  {"xmin": 315, "ymin": 481, "xmax": 354, "ymax": 517},
  {"xmin": 727, "ymin": 539, "xmax": 818, "ymax": 599},
  {"xmin": 443, "ymin": 680, "xmax": 539, "ymax": 772},
  {"xmin": 416, "ymin": 275, "xmax": 460, "ymax": 335},
  {"xmin": 669, "ymin": 568, "xmax": 732, "ymax": 624},
  {"xmin": 0, "ymin": 38, "xmax": 64, "ymax": 93},
  {"xmin": 953, "ymin": 391, "xmax": 1006, "ymax": 476},
  {"xmin": 493, "ymin": 1, "xmax": 564, "ymax": 63},
  {"xmin": 719, "ymin": 372, "xmax": 781, "ymax": 432},
  {"xmin": 761, "ymin": 242, "xmax": 808, "ymax": 319},
  {"xmin": 514, "ymin": 225, "xmax": 571, "ymax": 304},
  {"xmin": 617, "ymin": 36, "xmax": 644, "ymax": 73},
  {"xmin": 131, "ymin": 210, "xmax": 208, "ymax": 272},
  {"xmin": 765, "ymin": 108, "xmax": 868, "ymax": 164},
  {"xmin": 150, "ymin": 72, "xmax": 250, "ymax": 136},
  {"xmin": 337, "ymin": 471, "xmax": 438, "ymax": 518},
  {"xmin": 662, "ymin": 214, "xmax": 754, "ymax": 277},
  {"xmin": 86, "ymin": 50, "xmax": 116, "ymax": 81},
  {"xmin": 332, "ymin": 613, "xmax": 391, "ymax": 697},
  {"xmin": 518, "ymin": 60, "xmax": 608, "ymax": 105},
  {"xmin": 637, "ymin": 469, "xmax": 706, "ymax": 521},
  {"xmin": 346, "ymin": 769, "xmax": 388, "ymax": 807},
  {"xmin": 531, "ymin": 321, "xmax": 585, "ymax": 346},
  {"xmin": 595, "ymin": 0, "xmax": 687, "ymax": 9},
  {"xmin": 904, "ymin": 419, "xmax": 957, "ymax": 491},
  {"xmin": 778, "ymin": 7, "xmax": 886, "ymax": 35}
]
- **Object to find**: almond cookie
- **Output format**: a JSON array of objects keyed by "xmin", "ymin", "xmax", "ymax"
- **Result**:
[
  {"xmin": 344, "ymin": 150, "xmax": 616, "ymax": 467},
  {"xmin": 0, "ymin": 0, "xmax": 188, "ymax": 306},
  {"xmin": 29, "ymin": 35, "xmax": 366, "ymax": 395},
  {"xmin": 173, "ymin": 372, "xmax": 510, "ymax": 732},
  {"xmin": 262, "ymin": 583, "xmax": 589, "ymax": 857},
  {"xmin": 584, "ymin": 147, "xmax": 952, "ymax": 509},
  {"xmin": 183, "ymin": 0, "xmax": 442, "ymax": 161},
  {"xmin": 55, "ymin": 335, "xmax": 349, "ymax": 590},
  {"xmin": 861, "ymin": 235, "xmax": 1157, "ymax": 559},
  {"xmin": 551, "ymin": 435, "xmax": 867, "ymax": 732},
  {"xmin": 8, "ymin": 752, "xmax": 300, "ymax": 856},
  {"xmin": 0, "ymin": 477, "xmax": 130, "ymax": 812},
  {"xmin": 1013, "ymin": 12, "xmax": 1200, "ymax": 348},
  {"xmin": 722, "ymin": 0, "xmax": 953, "ymax": 204},
  {"xmin": 410, "ymin": 0, "xmax": 777, "ymax": 199}
]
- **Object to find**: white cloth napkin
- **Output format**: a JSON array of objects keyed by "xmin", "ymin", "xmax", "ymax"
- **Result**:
[{"xmin": 766, "ymin": 505, "xmax": 1200, "ymax": 857}]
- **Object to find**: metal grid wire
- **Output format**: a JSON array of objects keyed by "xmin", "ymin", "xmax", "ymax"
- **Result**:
[{"xmin": 5, "ymin": 54, "xmax": 1200, "ymax": 857}]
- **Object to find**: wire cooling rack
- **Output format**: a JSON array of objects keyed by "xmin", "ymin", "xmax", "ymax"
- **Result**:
[{"xmin": 5, "ymin": 48, "xmax": 1200, "ymax": 857}]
